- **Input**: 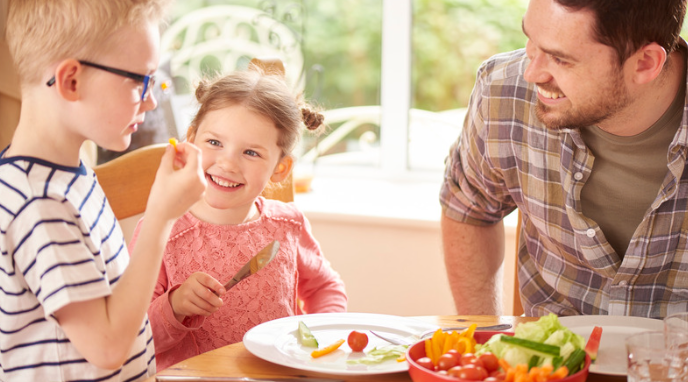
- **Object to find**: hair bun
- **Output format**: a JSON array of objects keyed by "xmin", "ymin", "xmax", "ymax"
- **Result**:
[{"xmin": 301, "ymin": 108, "xmax": 324, "ymax": 130}]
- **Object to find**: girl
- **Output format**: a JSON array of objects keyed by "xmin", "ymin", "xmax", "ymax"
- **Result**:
[{"xmin": 129, "ymin": 67, "xmax": 347, "ymax": 370}]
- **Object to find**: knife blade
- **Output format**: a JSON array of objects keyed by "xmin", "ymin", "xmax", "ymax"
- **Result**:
[
  {"xmin": 156, "ymin": 377, "xmax": 343, "ymax": 382},
  {"xmin": 223, "ymin": 240, "xmax": 280, "ymax": 290}
]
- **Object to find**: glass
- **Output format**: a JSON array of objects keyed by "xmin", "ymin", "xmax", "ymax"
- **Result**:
[
  {"xmin": 626, "ymin": 331, "xmax": 688, "ymax": 382},
  {"xmin": 665, "ymin": 312, "xmax": 688, "ymax": 336},
  {"xmin": 46, "ymin": 61, "xmax": 155, "ymax": 102}
]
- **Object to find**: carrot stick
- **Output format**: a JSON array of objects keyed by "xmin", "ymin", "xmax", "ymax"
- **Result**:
[
  {"xmin": 310, "ymin": 339, "xmax": 345, "ymax": 358},
  {"xmin": 548, "ymin": 366, "xmax": 569, "ymax": 380}
]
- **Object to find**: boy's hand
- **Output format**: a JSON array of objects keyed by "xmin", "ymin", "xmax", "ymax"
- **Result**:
[
  {"xmin": 148, "ymin": 141, "xmax": 206, "ymax": 222},
  {"xmin": 169, "ymin": 272, "xmax": 226, "ymax": 322}
]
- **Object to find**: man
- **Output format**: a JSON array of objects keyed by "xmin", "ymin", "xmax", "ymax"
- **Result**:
[{"xmin": 441, "ymin": 0, "xmax": 688, "ymax": 317}]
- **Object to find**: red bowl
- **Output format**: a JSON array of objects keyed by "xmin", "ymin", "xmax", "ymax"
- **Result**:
[{"xmin": 407, "ymin": 331, "xmax": 591, "ymax": 382}]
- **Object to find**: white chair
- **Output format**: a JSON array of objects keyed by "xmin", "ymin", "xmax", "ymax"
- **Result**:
[{"xmin": 161, "ymin": 5, "xmax": 304, "ymax": 94}]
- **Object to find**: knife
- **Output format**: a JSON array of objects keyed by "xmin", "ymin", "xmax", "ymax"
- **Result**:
[
  {"xmin": 156, "ymin": 377, "xmax": 343, "ymax": 382},
  {"xmin": 223, "ymin": 240, "xmax": 280, "ymax": 290}
]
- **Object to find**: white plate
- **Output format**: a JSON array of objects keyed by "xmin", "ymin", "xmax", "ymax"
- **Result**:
[
  {"xmin": 559, "ymin": 315, "xmax": 663, "ymax": 376},
  {"xmin": 243, "ymin": 312, "xmax": 439, "ymax": 375}
]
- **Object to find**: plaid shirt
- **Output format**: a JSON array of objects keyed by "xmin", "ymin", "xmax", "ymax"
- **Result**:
[{"xmin": 440, "ymin": 48, "xmax": 688, "ymax": 318}]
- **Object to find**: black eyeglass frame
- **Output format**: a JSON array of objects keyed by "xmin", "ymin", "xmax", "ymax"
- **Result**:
[{"xmin": 46, "ymin": 60, "xmax": 155, "ymax": 102}]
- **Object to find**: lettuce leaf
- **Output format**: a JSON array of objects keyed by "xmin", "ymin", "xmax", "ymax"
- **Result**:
[{"xmin": 476, "ymin": 314, "xmax": 585, "ymax": 369}]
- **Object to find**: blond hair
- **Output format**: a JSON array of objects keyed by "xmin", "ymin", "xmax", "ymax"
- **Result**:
[
  {"xmin": 5, "ymin": 0, "xmax": 171, "ymax": 85},
  {"xmin": 189, "ymin": 69, "xmax": 324, "ymax": 157}
]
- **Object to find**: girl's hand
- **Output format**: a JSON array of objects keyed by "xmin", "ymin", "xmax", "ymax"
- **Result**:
[
  {"xmin": 147, "ymin": 141, "xmax": 206, "ymax": 222},
  {"xmin": 169, "ymin": 272, "xmax": 226, "ymax": 322}
]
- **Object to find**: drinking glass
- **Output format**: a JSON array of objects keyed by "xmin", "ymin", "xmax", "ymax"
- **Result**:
[
  {"xmin": 626, "ymin": 331, "xmax": 688, "ymax": 382},
  {"xmin": 665, "ymin": 312, "xmax": 688, "ymax": 336}
]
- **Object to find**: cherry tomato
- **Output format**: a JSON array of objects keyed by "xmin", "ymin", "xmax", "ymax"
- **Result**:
[
  {"xmin": 463, "ymin": 364, "xmax": 487, "ymax": 381},
  {"xmin": 415, "ymin": 356, "xmax": 435, "ymax": 371},
  {"xmin": 347, "ymin": 331, "xmax": 368, "ymax": 352},
  {"xmin": 478, "ymin": 352, "xmax": 499, "ymax": 372},
  {"xmin": 437, "ymin": 353, "xmax": 458, "ymax": 371},
  {"xmin": 448, "ymin": 365, "xmax": 484, "ymax": 381},
  {"xmin": 459, "ymin": 353, "xmax": 485, "ymax": 369},
  {"xmin": 487, "ymin": 370, "xmax": 506, "ymax": 381}
]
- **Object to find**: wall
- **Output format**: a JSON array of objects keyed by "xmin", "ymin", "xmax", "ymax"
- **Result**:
[{"xmin": 295, "ymin": 177, "xmax": 519, "ymax": 317}]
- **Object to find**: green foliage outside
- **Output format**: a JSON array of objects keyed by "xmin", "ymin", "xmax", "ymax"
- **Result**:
[
  {"xmin": 168, "ymin": 0, "xmax": 528, "ymax": 114},
  {"xmin": 168, "ymin": 1, "xmax": 688, "ymax": 114},
  {"xmin": 412, "ymin": 0, "xmax": 528, "ymax": 111}
]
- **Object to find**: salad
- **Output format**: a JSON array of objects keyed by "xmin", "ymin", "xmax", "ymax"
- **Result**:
[
  {"xmin": 476, "ymin": 313, "xmax": 586, "ymax": 371},
  {"xmin": 411, "ymin": 314, "xmax": 599, "ymax": 381}
]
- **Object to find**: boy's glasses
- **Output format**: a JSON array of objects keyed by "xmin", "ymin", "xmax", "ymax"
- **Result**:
[{"xmin": 46, "ymin": 60, "xmax": 156, "ymax": 102}]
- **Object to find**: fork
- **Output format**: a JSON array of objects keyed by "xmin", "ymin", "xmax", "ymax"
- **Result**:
[{"xmin": 370, "ymin": 324, "xmax": 513, "ymax": 346}]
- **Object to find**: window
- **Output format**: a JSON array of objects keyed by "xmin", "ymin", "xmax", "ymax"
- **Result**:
[{"xmin": 162, "ymin": 0, "xmax": 528, "ymax": 185}]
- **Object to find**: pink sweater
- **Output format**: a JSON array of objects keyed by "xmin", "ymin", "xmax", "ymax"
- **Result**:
[{"xmin": 129, "ymin": 197, "xmax": 347, "ymax": 370}]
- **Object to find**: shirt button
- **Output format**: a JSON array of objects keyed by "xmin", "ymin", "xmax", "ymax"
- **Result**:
[
  {"xmin": 586, "ymin": 229, "xmax": 596, "ymax": 238},
  {"xmin": 618, "ymin": 280, "xmax": 628, "ymax": 287},
  {"xmin": 574, "ymin": 172, "xmax": 584, "ymax": 180}
]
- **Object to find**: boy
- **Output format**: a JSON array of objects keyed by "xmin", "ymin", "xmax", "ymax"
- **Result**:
[{"xmin": 1, "ymin": 1, "xmax": 206, "ymax": 380}]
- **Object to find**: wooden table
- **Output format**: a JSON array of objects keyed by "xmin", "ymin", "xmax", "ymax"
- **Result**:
[{"xmin": 143, "ymin": 315, "xmax": 624, "ymax": 382}]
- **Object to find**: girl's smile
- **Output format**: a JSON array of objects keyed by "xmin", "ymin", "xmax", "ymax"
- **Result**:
[{"xmin": 187, "ymin": 104, "xmax": 289, "ymax": 225}]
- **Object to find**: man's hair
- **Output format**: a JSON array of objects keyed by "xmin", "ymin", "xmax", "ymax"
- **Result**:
[
  {"xmin": 557, "ymin": 0, "xmax": 687, "ymax": 65},
  {"xmin": 5, "ymin": 0, "xmax": 171, "ymax": 85}
]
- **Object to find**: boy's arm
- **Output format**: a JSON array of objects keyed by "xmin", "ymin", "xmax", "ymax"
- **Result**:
[
  {"xmin": 54, "ymin": 143, "xmax": 205, "ymax": 370},
  {"xmin": 441, "ymin": 212, "xmax": 504, "ymax": 315}
]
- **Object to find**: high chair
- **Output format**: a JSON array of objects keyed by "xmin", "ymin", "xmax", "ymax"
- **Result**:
[{"xmin": 94, "ymin": 57, "xmax": 295, "ymax": 242}]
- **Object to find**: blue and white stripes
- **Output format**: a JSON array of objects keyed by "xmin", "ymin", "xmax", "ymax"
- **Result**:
[{"xmin": 0, "ymin": 154, "xmax": 155, "ymax": 381}]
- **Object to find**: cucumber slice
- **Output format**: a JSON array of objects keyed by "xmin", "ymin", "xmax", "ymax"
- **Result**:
[
  {"xmin": 499, "ymin": 335, "xmax": 561, "ymax": 356},
  {"xmin": 562, "ymin": 348, "xmax": 586, "ymax": 375},
  {"xmin": 298, "ymin": 321, "xmax": 319, "ymax": 347}
]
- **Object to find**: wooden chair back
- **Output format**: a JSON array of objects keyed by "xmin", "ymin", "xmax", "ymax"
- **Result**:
[
  {"xmin": 94, "ymin": 143, "xmax": 294, "ymax": 219},
  {"xmin": 512, "ymin": 210, "xmax": 524, "ymax": 315}
]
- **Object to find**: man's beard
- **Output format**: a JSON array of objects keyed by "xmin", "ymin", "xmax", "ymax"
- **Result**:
[{"xmin": 535, "ymin": 71, "xmax": 632, "ymax": 130}]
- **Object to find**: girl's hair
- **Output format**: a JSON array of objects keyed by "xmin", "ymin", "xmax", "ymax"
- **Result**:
[
  {"xmin": 6, "ymin": 0, "xmax": 172, "ymax": 85},
  {"xmin": 188, "ymin": 68, "xmax": 324, "ymax": 157}
]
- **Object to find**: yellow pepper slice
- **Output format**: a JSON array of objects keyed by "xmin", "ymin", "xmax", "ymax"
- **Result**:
[
  {"xmin": 443, "ymin": 330, "xmax": 459, "ymax": 354},
  {"xmin": 461, "ymin": 323, "xmax": 478, "ymax": 339},
  {"xmin": 311, "ymin": 339, "xmax": 345, "ymax": 358},
  {"xmin": 424, "ymin": 338, "xmax": 433, "ymax": 362},
  {"xmin": 456, "ymin": 337, "xmax": 473, "ymax": 354},
  {"xmin": 169, "ymin": 137, "xmax": 178, "ymax": 151},
  {"xmin": 431, "ymin": 333, "xmax": 443, "ymax": 365}
]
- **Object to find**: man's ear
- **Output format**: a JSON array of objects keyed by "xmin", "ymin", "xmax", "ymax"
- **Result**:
[
  {"xmin": 53, "ymin": 59, "xmax": 82, "ymax": 101},
  {"xmin": 631, "ymin": 42, "xmax": 667, "ymax": 85},
  {"xmin": 270, "ymin": 155, "xmax": 294, "ymax": 183}
]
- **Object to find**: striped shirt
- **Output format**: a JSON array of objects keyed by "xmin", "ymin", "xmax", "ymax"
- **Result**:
[
  {"xmin": 440, "ymin": 48, "xmax": 688, "ymax": 318},
  {"xmin": 0, "ymin": 153, "xmax": 156, "ymax": 381}
]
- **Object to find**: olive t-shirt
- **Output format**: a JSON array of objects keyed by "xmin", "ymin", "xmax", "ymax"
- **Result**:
[{"xmin": 580, "ymin": 85, "xmax": 685, "ymax": 257}]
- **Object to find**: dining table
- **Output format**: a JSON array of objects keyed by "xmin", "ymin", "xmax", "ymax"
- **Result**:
[{"xmin": 143, "ymin": 315, "xmax": 625, "ymax": 382}]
